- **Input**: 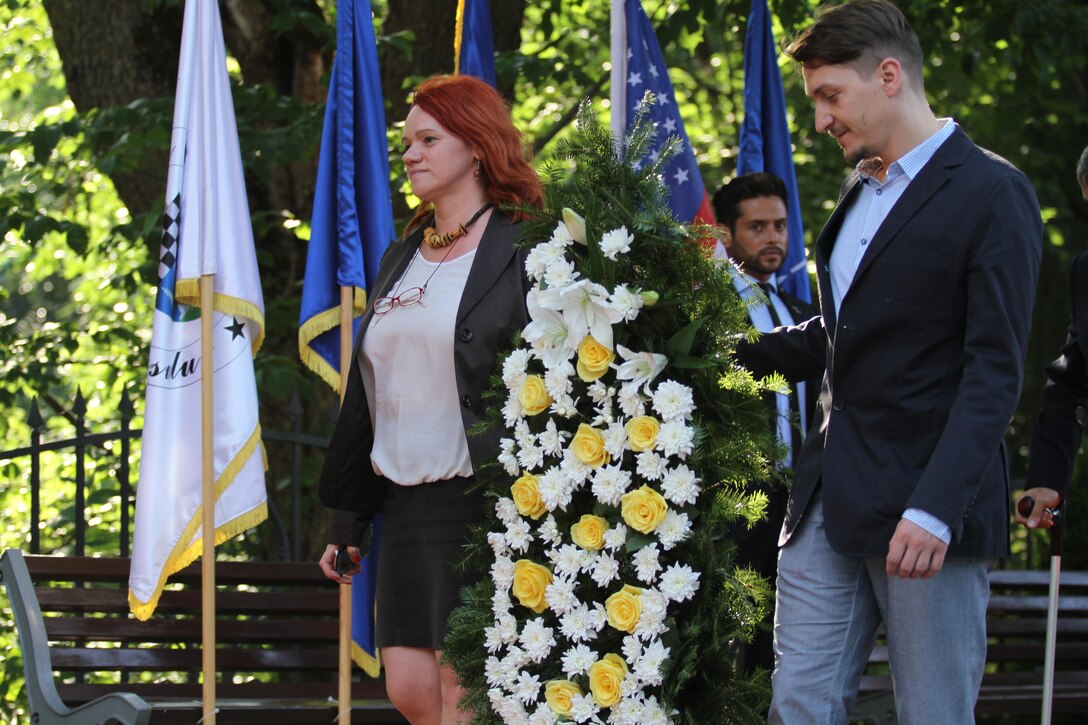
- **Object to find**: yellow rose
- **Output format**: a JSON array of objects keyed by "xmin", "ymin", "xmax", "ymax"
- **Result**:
[
  {"xmin": 625, "ymin": 415, "xmax": 660, "ymax": 452},
  {"xmin": 570, "ymin": 423, "xmax": 610, "ymax": 468},
  {"xmin": 576, "ymin": 335, "xmax": 614, "ymax": 382},
  {"xmin": 570, "ymin": 514, "xmax": 609, "ymax": 551},
  {"xmin": 544, "ymin": 680, "xmax": 583, "ymax": 716},
  {"xmin": 620, "ymin": 485, "xmax": 668, "ymax": 534},
  {"xmin": 605, "ymin": 584, "xmax": 644, "ymax": 633},
  {"xmin": 588, "ymin": 653, "xmax": 628, "ymax": 708},
  {"xmin": 518, "ymin": 375, "xmax": 553, "ymax": 416},
  {"xmin": 511, "ymin": 473, "xmax": 547, "ymax": 519},
  {"xmin": 512, "ymin": 559, "xmax": 553, "ymax": 614}
]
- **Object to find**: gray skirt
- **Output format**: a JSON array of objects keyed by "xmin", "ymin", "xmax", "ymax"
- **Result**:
[{"xmin": 375, "ymin": 475, "xmax": 484, "ymax": 650}]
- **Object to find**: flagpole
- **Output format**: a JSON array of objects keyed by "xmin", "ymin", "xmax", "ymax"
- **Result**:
[
  {"xmin": 610, "ymin": 0, "xmax": 627, "ymax": 155},
  {"xmin": 200, "ymin": 273, "xmax": 217, "ymax": 724},
  {"xmin": 338, "ymin": 285, "xmax": 353, "ymax": 724}
]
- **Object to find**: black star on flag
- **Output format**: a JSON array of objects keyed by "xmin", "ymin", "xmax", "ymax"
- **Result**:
[{"xmin": 226, "ymin": 317, "xmax": 246, "ymax": 340}]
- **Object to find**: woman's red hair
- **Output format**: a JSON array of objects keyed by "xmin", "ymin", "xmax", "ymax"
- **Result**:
[{"xmin": 406, "ymin": 75, "xmax": 543, "ymax": 233}]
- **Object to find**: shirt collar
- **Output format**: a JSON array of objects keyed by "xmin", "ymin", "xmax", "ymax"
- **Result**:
[{"xmin": 858, "ymin": 118, "xmax": 957, "ymax": 184}]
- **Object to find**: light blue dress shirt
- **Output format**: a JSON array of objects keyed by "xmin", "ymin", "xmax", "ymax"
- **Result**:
[
  {"xmin": 828, "ymin": 119, "xmax": 957, "ymax": 545},
  {"xmin": 731, "ymin": 267, "xmax": 807, "ymax": 469}
]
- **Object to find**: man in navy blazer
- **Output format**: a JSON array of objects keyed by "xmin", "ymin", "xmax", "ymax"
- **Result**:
[
  {"xmin": 736, "ymin": 2, "xmax": 1043, "ymax": 722},
  {"xmin": 1019, "ymin": 146, "xmax": 1088, "ymax": 529}
]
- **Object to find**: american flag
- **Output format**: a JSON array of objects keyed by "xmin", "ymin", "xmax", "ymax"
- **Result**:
[{"xmin": 622, "ymin": 0, "xmax": 715, "ymax": 224}]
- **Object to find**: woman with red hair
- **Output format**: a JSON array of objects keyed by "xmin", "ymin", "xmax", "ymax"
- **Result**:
[{"xmin": 317, "ymin": 74, "xmax": 543, "ymax": 724}]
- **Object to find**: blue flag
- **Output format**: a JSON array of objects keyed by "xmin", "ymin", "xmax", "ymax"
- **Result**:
[
  {"xmin": 299, "ymin": 0, "xmax": 392, "ymax": 678},
  {"xmin": 456, "ymin": 0, "xmax": 497, "ymax": 85},
  {"xmin": 737, "ymin": 0, "xmax": 811, "ymax": 302},
  {"xmin": 299, "ymin": 0, "xmax": 395, "ymax": 392},
  {"xmin": 623, "ymin": 0, "xmax": 714, "ymax": 225}
]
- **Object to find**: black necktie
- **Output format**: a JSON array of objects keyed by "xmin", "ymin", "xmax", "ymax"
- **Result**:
[{"xmin": 757, "ymin": 282, "xmax": 783, "ymax": 327}]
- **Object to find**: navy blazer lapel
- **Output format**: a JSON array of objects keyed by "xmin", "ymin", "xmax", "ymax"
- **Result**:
[
  {"xmin": 457, "ymin": 212, "xmax": 520, "ymax": 324},
  {"xmin": 850, "ymin": 129, "xmax": 970, "ymax": 286},
  {"xmin": 814, "ymin": 175, "xmax": 862, "ymax": 332}
]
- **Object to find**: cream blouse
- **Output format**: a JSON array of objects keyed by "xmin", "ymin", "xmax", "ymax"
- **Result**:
[{"xmin": 360, "ymin": 248, "xmax": 476, "ymax": 485}]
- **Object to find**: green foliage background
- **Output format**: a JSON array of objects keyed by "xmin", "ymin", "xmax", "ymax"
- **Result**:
[{"xmin": 2, "ymin": 0, "xmax": 1087, "ymax": 721}]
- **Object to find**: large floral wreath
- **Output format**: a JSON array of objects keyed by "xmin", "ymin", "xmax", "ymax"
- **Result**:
[{"xmin": 444, "ymin": 105, "xmax": 786, "ymax": 724}]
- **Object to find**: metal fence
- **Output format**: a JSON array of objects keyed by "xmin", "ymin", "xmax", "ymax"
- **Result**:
[{"xmin": 0, "ymin": 389, "xmax": 327, "ymax": 561}]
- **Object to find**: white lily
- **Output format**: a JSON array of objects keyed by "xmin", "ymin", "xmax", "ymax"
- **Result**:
[
  {"xmin": 538, "ymin": 278, "xmax": 623, "ymax": 350},
  {"xmin": 523, "ymin": 289, "xmax": 577, "ymax": 367},
  {"xmin": 561, "ymin": 207, "xmax": 587, "ymax": 245},
  {"xmin": 615, "ymin": 344, "xmax": 668, "ymax": 391}
]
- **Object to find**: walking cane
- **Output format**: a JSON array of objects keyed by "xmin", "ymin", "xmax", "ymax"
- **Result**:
[{"xmin": 1017, "ymin": 495, "xmax": 1064, "ymax": 725}]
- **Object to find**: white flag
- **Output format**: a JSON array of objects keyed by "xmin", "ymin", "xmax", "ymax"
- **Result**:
[{"xmin": 129, "ymin": 0, "xmax": 268, "ymax": 620}]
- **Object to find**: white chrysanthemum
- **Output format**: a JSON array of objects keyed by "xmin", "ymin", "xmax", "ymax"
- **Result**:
[
  {"xmin": 591, "ymin": 464, "xmax": 632, "ymax": 506},
  {"xmin": 497, "ymin": 613, "xmax": 518, "ymax": 643},
  {"xmin": 611, "ymin": 697, "xmax": 644, "ymax": 725},
  {"xmin": 603, "ymin": 421, "xmax": 628, "ymax": 459},
  {"xmin": 544, "ymin": 259, "xmax": 578, "ymax": 288},
  {"xmin": 561, "ymin": 643, "xmax": 597, "ymax": 677},
  {"xmin": 656, "ymin": 510, "xmax": 692, "ymax": 551},
  {"xmin": 505, "ymin": 517, "xmax": 533, "ymax": 553},
  {"xmin": 656, "ymin": 419, "xmax": 695, "ymax": 459},
  {"xmin": 553, "ymin": 543, "xmax": 590, "ymax": 580},
  {"xmin": 551, "ymin": 220, "xmax": 575, "ymax": 247},
  {"xmin": 559, "ymin": 603, "xmax": 599, "ymax": 643},
  {"xmin": 493, "ymin": 588, "xmax": 513, "ymax": 614},
  {"xmin": 651, "ymin": 380, "xmax": 695, "ymax": 421},
  {"xmin": 485, "ymin": 656, "xmax": 507, "ymax": 687},
  {"xmin": 545, "ymin": 577, "xmax": 579, "ymax": 615},
  {"xmin": 502, "ymin": 348, "xmax": 533, "ymax": 389},
  {"xmin": 491, "ymin": 555, "xmax": 516, "ymax": 590},
  {"xmin": 550, "ymin": 393, "xmax": 579, "ymax": 419},
  {"xmin": 523, "ymin": 290, "xmax": 576, "ymax": 367},
  {"xmin": 520, "ymin": 618, "xmax": 557, "ymax": 663},
  {"xmin": 616, "ymin": 384, "xmax": 646, "ymax": 418},
  {"xmin": 496, "ymin": 497, "xmax": 521, "ymax": 525},
  {"xmin": 622, "ymin": 634, "xmax": 642, "ymax": 663},
  {"xmin": 635, "ymin": 450, "xmax": 667, "ymax": 481},
  {"xmin": 538, "ymin": 514, "xmax": 562, "ymax": 546},
  {"xmin": 544, "ymin": 362, "xmax": 575, "ymax": 400},
  {"xmin": 603, "ymin": 523, "xmax": 627, "ymax": 551},
  {"xmin": 632, "ymin": 543, "xmax": 662, "ymax": 583},
  {"xmin": 591, "ymin": 405, "xmax": 615, "ymax": 429},
  {"xmin": 530, "ymin": 705, "xmax": 560, "ymax": 725},
  {"xmin": 615, "ymin": 345, "xmax": 668, "ymax": 392},
  {"xmin": 636, "ymin": 590, "xmax": 669, "ymax": 639},
  {"xmin": 538, "ymin": 419, "xmax": 569, "ymax": 457},
  {"xmin": 484, "ymin": 625, "xmax": 506, "ymax": 653},
  {"xmin": 503, "ymin": 394, "xmax": 525, "ymax": 428},
  {"xmin": 488, "ymin": 531, "xmax": 511, "ymax": 557},
  {"xmin": 525, "ymin": 240, "xmax": 567, "ymax": 281},
  {"xmin": 660, "ymin": 464, "xmax": 700, "ymax": 506},
  {"xmin": 517, "ymin": 443, "xmax": 545, "ymax": 472},
  {"xmin": 640, "ymin": 697, "xmax": 670, "ymax": 725},
  {"xmin": 590, "ymin": 552, "xmax": 620, "ymax": 587},
  {"xmin": 569, "ymin": 691, "xmax": 601, "ymax": 724},
  {"xmin": 504, "ymin": 645, "xmax": 530, "ymax": 671},
  {"xmin": 498, "ymin": 692, "xmax": 531, "ymax": 724},
  {"xmin": 538, "ymin": 467, "xmax": 574, "ymax": 511},
  {"xmin": 560, "ymin": 449, "xmax": 593, "ymax": 488},
  {"xmin": 499, "ymin": 437, "xmax": 520, "ymax": 476},
  {"xmin": 635, "ymin": 639, "xmax": 670, "ymax": 686},
  {"xmin": 610, "ymin": 284, "xmax": 644, "ymax": 322},
  {"xmin": 514, "ymin": 420, "xmax": 536, "ymax": 448},
  {"xmin": 599, "ymin": 225, "xmax": 634, "ymax": 260},
  {"xmin": 587, "ymin": 380, "xmax": 612, "ymax": 404},
  {"xmin": 659, "ymin": 563, "xmax": 700, "ymax": 602},
  {"xmin": 589, "ymin": 602, "xmax": 608, "ymax": 632}
]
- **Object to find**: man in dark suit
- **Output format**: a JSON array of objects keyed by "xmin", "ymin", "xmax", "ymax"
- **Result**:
[
  {"xmin": 1020, "ymin": 146, "xmax": 1088, "ymax": 529},
  {"xmin": 735, "ymin": 2, "xmax": 1043, "ymax": 722},
  {"xmin": 713, "ymin": 172, "xmax": 817, "ymax": 674}
]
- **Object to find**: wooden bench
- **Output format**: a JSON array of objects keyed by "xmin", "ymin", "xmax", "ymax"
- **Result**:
[
  {"xmin": 851, "ymin": 568, "xmax": 1088, "ymax": 723},
  {"xmin": 0, "ymin": 549, "xmax": 407, "ymax": 724}
]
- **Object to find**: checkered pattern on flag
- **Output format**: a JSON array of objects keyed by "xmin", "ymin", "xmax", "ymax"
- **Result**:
[
  {"xmin": 129, "ymin": 0, "xmax": 268, "ymax": 620},
  {"xmin": 623, "ymin": 0, "xmax": 714, "ymax": 225}
]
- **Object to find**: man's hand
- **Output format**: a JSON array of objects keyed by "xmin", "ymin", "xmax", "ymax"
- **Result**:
[
  {"xmin": 1015, "ymin": 487, "xmax": 1062, "ymax": 530},
  {"xmin": 886, "ymin": 518, "xmax": 948, "ymax": 579}
]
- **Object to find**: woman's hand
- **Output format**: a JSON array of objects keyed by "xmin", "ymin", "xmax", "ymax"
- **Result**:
[{"xmin": 318, "ymin": 543, "xmax": 362, "ymax": 584}]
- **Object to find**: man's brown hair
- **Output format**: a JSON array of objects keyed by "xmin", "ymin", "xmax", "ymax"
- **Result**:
[{"xmin": 785, "ymin": 0, "xmax": 924, "ymax": 89}]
